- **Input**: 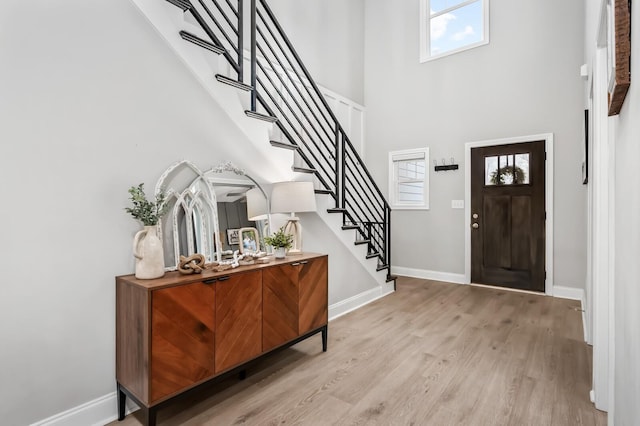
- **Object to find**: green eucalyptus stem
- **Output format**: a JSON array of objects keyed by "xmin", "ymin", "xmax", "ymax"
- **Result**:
[{"xmin": 125, "ymin": 183, "xmax": 168, "ymax": 226}]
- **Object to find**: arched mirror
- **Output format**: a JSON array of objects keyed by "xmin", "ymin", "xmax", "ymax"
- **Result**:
[
  {"xmin": 155, "ymin": 160, "xmax": 219, "ymax": 270},
  {"xmin": 155, "ymin": 160, "xmax": 269, "ymax": 270},
  {"xmin": 207, "ymin": 162, "xmax": 269, "ymax": 260}
]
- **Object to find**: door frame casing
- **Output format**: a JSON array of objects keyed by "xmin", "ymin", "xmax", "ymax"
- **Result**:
[{"xmin": 464, "ymin": 133, "xmax": 554, "ymax": 295}]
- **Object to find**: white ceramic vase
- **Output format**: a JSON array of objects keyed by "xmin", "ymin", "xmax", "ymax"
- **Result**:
[
  {"xmin": 274, "ymin": 247, "xmax": 286, "ymax": 259},
  {"xmin": 133, "ymin": 225, "xmax": 165, "ymax": 279}
]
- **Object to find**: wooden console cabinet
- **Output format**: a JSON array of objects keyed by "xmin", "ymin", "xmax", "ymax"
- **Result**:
[{"xmin": 116, "ymin": 253, "xmax": 328, "ymax": 426}]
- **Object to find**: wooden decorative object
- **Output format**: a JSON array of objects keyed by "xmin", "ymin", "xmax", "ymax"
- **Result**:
[
  {"xmin": 177, "ymin": 254, "xmax": 206, "ymax": 274},
  {"xmin": 211, "ymin": 263, "xmax": 232, "ymax": 272},
  {"xmin": 607, "ymin": 0, "xmax": 631, "ymax": 116}
]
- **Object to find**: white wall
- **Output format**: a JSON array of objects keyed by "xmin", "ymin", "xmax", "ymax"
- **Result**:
[
  {"xmin": 363, "ymin": 0, "xmax": 587, "ymax": 288},
  {"xmin": 0, "ymin": 2, "xmax": 248, "ymax": 424},
  {"xmin": 609, "ymin": 4, "xmax": 640, "ymax": 423},
  {"xmin": 297, "ymin": 213, "xmax": 380, "ymax": 306},
  {"xmin": 582, "ymin": 0, "xmax": 640, "ymax": 421},
  {"xmin": 612, "ymin": 88, "xmax": 640, "ymax": 422},
  {"xmin": 265, "ymin": 0, "xmax": 365, "ymax": 104},
  {"xmin": 0, "ymin": 1, "xmax": 372, "ymax": 424}
]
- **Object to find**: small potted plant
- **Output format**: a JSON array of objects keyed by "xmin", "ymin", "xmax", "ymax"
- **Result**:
[
  {"xmin": 125, "ymin": 183, "xmax": 169, "ymax": 279},
  {"xmin": 263, "ymin": 227, "xmax": 294, "ymax": 259}
]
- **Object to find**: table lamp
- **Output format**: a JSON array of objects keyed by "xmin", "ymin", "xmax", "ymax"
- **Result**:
[{"xmin": 270, "ymin": 181, "xmax": 317, "ymax": 255}]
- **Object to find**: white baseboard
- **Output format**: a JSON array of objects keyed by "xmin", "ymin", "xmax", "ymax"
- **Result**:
[
  {"xmin": 552, "ymin": 285, "xmax": 584, "ymax": 301},
  {"xmin": 552, "ymin": 285, "xmax": 588, "ymax": 342},
  {"xmin": 30, "ymin": 392, "xmax": 138, "ymax": 426},
  {"xmin": 329, "ymin": 282, "xmax": 395, "ymax": 321},
  {"xmin": 391, "ymin": 266, "xmax": 467, "ymax": 284}
]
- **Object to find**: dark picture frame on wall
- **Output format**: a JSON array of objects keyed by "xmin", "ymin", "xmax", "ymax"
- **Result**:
[
  {"xmin": 606, "ymin": 0, "xmax": 632, "ymax": 116},
  {"xmin": 227, "ymin": 228, "xmax": 240, "ymax": 245},
  {"xmin": 582, "ymin": 109, "xmax": 589, "ymax": 185}
]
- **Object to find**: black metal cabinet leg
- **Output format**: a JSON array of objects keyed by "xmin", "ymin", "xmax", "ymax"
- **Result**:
[
  {"xmin": 117, "ymin": 383, "xmax": 126, "ymax": 421},
  {"xmin": 322, "ymin": 325, "xmax": 328, "ymax": 352},
  {"xmin": 143, "ymin": 407, "xmax": 157, "ymax": 426}
]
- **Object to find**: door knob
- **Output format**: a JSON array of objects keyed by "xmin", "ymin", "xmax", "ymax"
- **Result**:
[
  {"xmin": 472, "ymin": 213, "xmax": 479, "ymax": 219},
  {"xmin": 472, "ymin": 223, "xmax": 479, "ymax": 229}
]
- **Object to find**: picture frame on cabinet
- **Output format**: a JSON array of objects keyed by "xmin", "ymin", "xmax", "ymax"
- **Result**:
[{"xmin": 239, "ymin": 227, "xmax": 260, "ymax": 253}]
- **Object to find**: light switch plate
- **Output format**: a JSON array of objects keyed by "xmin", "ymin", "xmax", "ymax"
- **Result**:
[{"xmin": 451, "ymin": 200, "xmax": 464, "ymax": 209}]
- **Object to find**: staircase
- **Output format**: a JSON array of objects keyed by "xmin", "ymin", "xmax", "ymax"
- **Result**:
[{"xmin": 134, "ymin": 0, "xmax": 395, "ymax": 286}]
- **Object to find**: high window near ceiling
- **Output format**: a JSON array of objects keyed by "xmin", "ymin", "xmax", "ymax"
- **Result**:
[{"xmin": 420, "ymin": 0, "xmax": 489, "ymax": 62}]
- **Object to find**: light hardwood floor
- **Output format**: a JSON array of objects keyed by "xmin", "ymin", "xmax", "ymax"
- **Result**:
[{"xmin": 110, "ymin": 277, "xmax": 606, "ymax": 425}]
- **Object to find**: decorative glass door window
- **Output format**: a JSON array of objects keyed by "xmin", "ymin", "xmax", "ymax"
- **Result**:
[{"xmin": 485, "ymin": 153, "xmax": 530, "ymax": 185}]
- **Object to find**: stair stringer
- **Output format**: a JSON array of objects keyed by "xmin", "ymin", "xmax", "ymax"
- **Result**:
[
  {"xmin": 293, "ymin": 178, "xmax": 394, "ymax": 290},
  {"xmin": 319, "ymin": 197, "xmax": 390, "ymax": 287},
  {"xmin": 130, "ymin": 0, "xmax": 295, "ymax": 182}
]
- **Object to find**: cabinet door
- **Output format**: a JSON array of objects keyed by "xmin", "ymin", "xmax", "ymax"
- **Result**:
[
  {"xmin": 215, "ymin": 271, "xmax": 262, "ymax": 373},
  {"xmin": 263, "ymin": 264, "xmax": 299, "ymax": 351},
  {"xmin": 151, "ymin": 282, "xmax": 215, "ymax": 403},
  {"xmin": 299, "ymin": 257, "xmax": 328, "ymax": 334}
]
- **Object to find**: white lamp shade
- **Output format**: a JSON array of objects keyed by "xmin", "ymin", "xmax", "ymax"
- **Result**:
[
  {"xmin": 246, "ymin": 187, "xmax": 268, "ymax": 220},
  {"xmin": 270, "ymin": 181, "xmax": 317, "ymax": 214}
]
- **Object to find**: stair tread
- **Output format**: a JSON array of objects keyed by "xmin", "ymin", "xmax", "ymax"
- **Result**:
[
  {"xmin": 245, "ymin": 110, "xmax": 278, "ymax": 123},
  {"xmin": 165, "ymin": 0, "xmax": 191, "ymax": 10},
  {"xmin": 180, "ymin": 31, "xmax": 225, "ymax": 55},
  {"xmin": 327, "ymin": 208, "xmax": 347, "ymax": 213},
  {"xmin": 366, "ymin": 252, "xmax": 380, "ymax": 259},
  {"xmin": 292, "ymin": 166, "xmax": 316, "ymax": 173},
  {"xmin": 216, "ymin": 75, "xmax": 253, "ymax": 92},
  {"xmin": 386, "ymin": 275, "xmax": 398, "ymax": 283},
  {"xmin": 376, "ymin": 264, "xmax": 390, "ymax": 272},
  {"xmin": 342, "ymin": 225, "xmax": 360, "ymax": 230},
  {"xmin": 270, "ymin": 140, "xmax": 298, "ymax": 151},
  {"xmin": 354, "ymin": 240, "xmax": 371, "ymax": 246},
  {"xmin": 314, "ymin": 189, "xmax": 333, "ymax": 195}
]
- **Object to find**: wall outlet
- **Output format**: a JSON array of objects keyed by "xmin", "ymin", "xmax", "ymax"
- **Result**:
[{"xmin": 451, "ymin": 200, "xmax": 464, "ymax": 209}]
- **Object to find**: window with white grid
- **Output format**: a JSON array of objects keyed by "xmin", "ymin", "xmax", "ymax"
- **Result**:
[{"xmin": 389, "ymin": 148, "xmax": 429, "ymax": 210}]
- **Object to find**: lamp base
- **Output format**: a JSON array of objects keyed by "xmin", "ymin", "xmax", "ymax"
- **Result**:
[{"xmin": 283, "ymin": 217, "xmax": 304, "ymax": 255}]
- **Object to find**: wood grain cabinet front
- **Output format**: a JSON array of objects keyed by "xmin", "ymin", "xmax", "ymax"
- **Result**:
[
  {"xmin": 262, "ymin": 263, "xmax": 300, "ymax": 351},
  {"xmin": 214, "ymin": 271, "xmax": 262, "ymax": 373},
  {"xmin": 150, "ymin": 281, "xmax": 216, "ymax": 402},
  {"xmin": 262, "ymin": 257, "xmax": 328, "ymax": 351},
  {"xmin": 116, "ymin": 253, "xmax": 327, "ymax": 426},
  {"xmin": 298, "ymin": 257, "xmax": 329, "ymax": 334}
]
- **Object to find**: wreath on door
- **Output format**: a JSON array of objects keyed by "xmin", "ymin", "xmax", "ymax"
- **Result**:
[{"xmin": 490, "ymin": 165, "xmax": 526, "ymax": 185}]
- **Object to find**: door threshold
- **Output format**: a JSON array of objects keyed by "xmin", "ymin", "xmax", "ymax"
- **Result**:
[{"xmin": 469, "ymin": 283, "xmax": 546, "ymax": 296}]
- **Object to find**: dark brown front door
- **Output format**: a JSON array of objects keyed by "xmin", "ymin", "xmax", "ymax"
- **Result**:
[{"xmin": 471, "ymin": 141, "xmax": 545, "ymax": 292}]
